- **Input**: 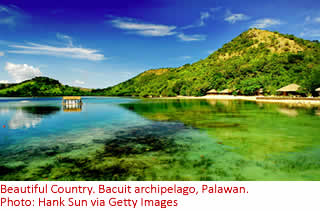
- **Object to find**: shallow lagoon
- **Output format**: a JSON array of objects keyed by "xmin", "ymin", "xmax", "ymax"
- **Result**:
[{"xmin": 0, "ymin": 97, "xmax": 319, "ymax": 181}]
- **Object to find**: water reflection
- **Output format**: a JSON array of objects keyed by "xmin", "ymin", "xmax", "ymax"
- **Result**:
[
  {"xmin": 9, "ymin": 109, "xmax": 42, "ymax": 129},
  {"xmin": 1, "ymin": 106, "xmax": 61, "ymax": 129},
  {"xmin": 121, "ymin": 99, "xmax": 320, "ymax": 160},
  {"xmin": 22, "ymin": 106, "xmax": 60, "ymax": 115},
  {"xmin": 63, "ymin": 104, "xmax": 82, "ymax": 112},
  {"xmin": 1, "ymin": 98, "xmax": 320, "ymax": 181},
  {"xmin": 277, "ymin": 108, "xmax": 298, "ymax": 117},
  {"xmin": 0, "ymin": 108, "xmax": 9, "ymax": 114}
]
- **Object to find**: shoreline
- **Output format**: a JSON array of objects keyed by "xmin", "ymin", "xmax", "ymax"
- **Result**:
[
  {"xmin": 1, "ymin": 95, "xmax": 320, "ymax": 107},
  {"xmin": 153, "ymin": 95, "xmax": 320, "ymax": 107}
]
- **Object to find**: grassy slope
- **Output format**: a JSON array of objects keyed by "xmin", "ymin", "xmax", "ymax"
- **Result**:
[
  {"xmin": 0, "ymin": 77, "xmax": 91, "ymax": 97},
  {"xmin": 103, "ymin": 28, "xmax": 320, "ymax": 97}
]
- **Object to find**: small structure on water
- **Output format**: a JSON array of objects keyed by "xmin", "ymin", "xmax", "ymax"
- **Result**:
[
  {"xmin": 206, "ymin": 89, "xmax": 218, "ymax": 95},
  {"xmin": 220, "ymin": 89, "xmax": 233, "ymax": 95},
  {"xmin": 62, "ymin": 96, "xmax": 83, "ymax": 112},
  {"xmin": 277, "ymin": 84, "xmax": 301, "ymax": 96}
]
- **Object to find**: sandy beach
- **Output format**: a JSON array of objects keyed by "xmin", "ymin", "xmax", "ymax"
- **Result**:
[{"xmin": 155, "ymin": 95, "xmax": 320, "ymax": 107}]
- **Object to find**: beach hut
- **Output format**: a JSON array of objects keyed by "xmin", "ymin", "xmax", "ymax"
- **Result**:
[
  {"xmin": 206, "ymin": 89, "xmax": 218, "ymax": 95},
  {"xmin": 220, "ymin": 89, "xmax": 233, "ymax": 95},
  {"xmin": 316, "ymin": 87, "xmax": 320, "ymax": 96},
  {"xmin": 276, "ymin": 84, "xmax": 301, "ymax": 96},
  {"xmin": 256, "ymin": 88, "xmax": 264, "ymax": 96}
]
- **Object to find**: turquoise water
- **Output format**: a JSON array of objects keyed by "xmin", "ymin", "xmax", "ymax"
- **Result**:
[{"xmin": 0, "ymin": 97, "xmax": 319, "ymax": 180}]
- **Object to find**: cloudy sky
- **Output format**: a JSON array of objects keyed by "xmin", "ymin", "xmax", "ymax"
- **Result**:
[{"xmin": 0, "ymin": 0, "xmax": 320, "ymax": 88}]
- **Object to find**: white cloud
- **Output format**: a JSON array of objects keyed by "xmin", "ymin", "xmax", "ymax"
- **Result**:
[
  {"xmin": 8, "ymin": 42, "xmax": 105, "ymax": 61},
  {"xmin": 251, "ymin": 18, "xmax": 282, "ymax": 28},
  {"xmin": 74, "ymin": 80, "xmax": 85, "ymax": 85},
  {"xmin": 181, "ymin": 7, "xmax": 224, "ymax": 30},
  {"xmin": 225, "ymin": 10, "xmax": 250, "ymax": 24},
  {"xmin": 7, "ymin": 33, "xmax": 105, "ymax": 61},
  {"xmin": 110, "ymin": 17, "xmax": 176, "ymax": 37},
  {"xmin": 4, "ymin": 62, "xmax": 42, "ymax": 83},
  {"xmin": 177, "ymin": 33, "xmax": 206, "ymax": 42},
  {"xmin": 0, "ymin": 80, "xmax": 9, "ymax": 83},
  {"xmin": 199, "ymin": 12, "xmax": 210, "ymax": 26},
  {"xmin": 300, "ymin": 29, "xmax": 320, "ymax": 38},
  {"xmin": 56, "ymin": 33, "xmax": 73, "ymax": 46},
  {"xmin": 178, "ymin": 56, "xmax": 192, "ymax": 60},
  {"xmin": 0, "ymin": 51, "xmax": 4, "ymax": 56},
  {"xmin": 0, "ymin": 5, "xmax": 25, "ymax": 26},
  {"xmin": 304, "ymin": 16, "xmax": 320, "ymax": 24},
  {"xmin": 109, "ymin": 15, "xmax": 212, "ymax": 42},
  {"xmin": 182, "ymin": 11, "xmax": 213, "ymax": 29}
]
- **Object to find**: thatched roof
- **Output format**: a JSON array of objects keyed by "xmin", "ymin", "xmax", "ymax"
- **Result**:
[
  {"xmin": 207, "ymin": 89, "xmax": 218, "ymax": 94},
  {"xmin": 62, "ymin": 96, "xmax": 82, "ymax": 100},
  {"xmin": 220, "ymin": 89, "xmax": 233, "ymax": 94},
  {"xmin": 277, "ymin": 84, "xmax": 300, "ymax": 92},
  {"xmin": 316, "ymin": 87, "xmax": 320, "ymax": 92}
]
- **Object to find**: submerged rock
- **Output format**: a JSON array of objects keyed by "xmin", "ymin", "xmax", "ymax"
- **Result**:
[{"xmin": 93, "ymin": 122, "xmax": 188, "ymax": 157}]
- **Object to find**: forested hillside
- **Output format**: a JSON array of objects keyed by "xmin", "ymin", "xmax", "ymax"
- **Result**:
[
  {"xmin": 103, "ymin": 28, "xmax": 320, "ymax": 97},
  {"xmin": 0, "ymin": 77, "xmax": 91, "ymax": 97}
]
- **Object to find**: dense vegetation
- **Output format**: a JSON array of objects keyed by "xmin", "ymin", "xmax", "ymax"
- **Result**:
[
  {"xmin": 1, "ymin": 29, "xmax": 320, "ymax": 97},
  {"xmin": 103, "ymin": 29, "xmax": 320, "ymax": 97},
  {"xmin": 0, "ymin": 83, "xmax": 15, "ymax": 90},
  {"xmin": 0, "ymin": 77, "xmax": 91, "ymax": 97}
]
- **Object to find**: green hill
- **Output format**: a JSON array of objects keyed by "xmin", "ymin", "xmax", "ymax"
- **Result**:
[
  {"xmin": 103, "ymin": 28, "xmax": 320, "ymax": 97},
  {"xmin": 0, "ymin": 83, "xmax": 16, "ymax": 90},
  {"xmin": 0, "ymin": 77, "xmax": 91, "ymax": 97}
]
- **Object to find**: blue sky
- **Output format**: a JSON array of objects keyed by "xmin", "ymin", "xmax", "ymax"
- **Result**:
[{"xmin": 0, "ymin": 0, "xmax": 320, "ymax": 88}]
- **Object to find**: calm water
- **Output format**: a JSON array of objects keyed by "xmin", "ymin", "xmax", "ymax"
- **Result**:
[{"xmin": 0, "ymin": 97, "xmax": 319, "ymax": 181}]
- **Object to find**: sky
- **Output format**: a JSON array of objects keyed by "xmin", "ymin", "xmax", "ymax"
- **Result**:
[{"xmin": 0, "ymin": 0, "xmax": 320, "ymax": 88}]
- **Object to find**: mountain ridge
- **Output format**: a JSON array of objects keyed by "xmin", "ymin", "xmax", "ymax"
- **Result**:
[{"xmin": 102, "ymin": 28, "xmax": 320, "ymax": 97}]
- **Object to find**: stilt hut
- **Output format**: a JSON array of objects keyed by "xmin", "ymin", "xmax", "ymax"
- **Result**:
[
  {"xmin": 276, "ymin": 84, "xmax": 301, "ymax": 96},
  {"xmin": 206, "ymin": 89, "xmax": 218, "ymax": 95},
  {"xmin": 62, "ymin": 96, "xmax": 83, "ymax": 112},
  {"xmin": 256, "ymin": 88, "xmax": 264, "ymax": 96},
  {"xmin": 62, "ymin": 96, "xmax": 82, "ymax": 105}
]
